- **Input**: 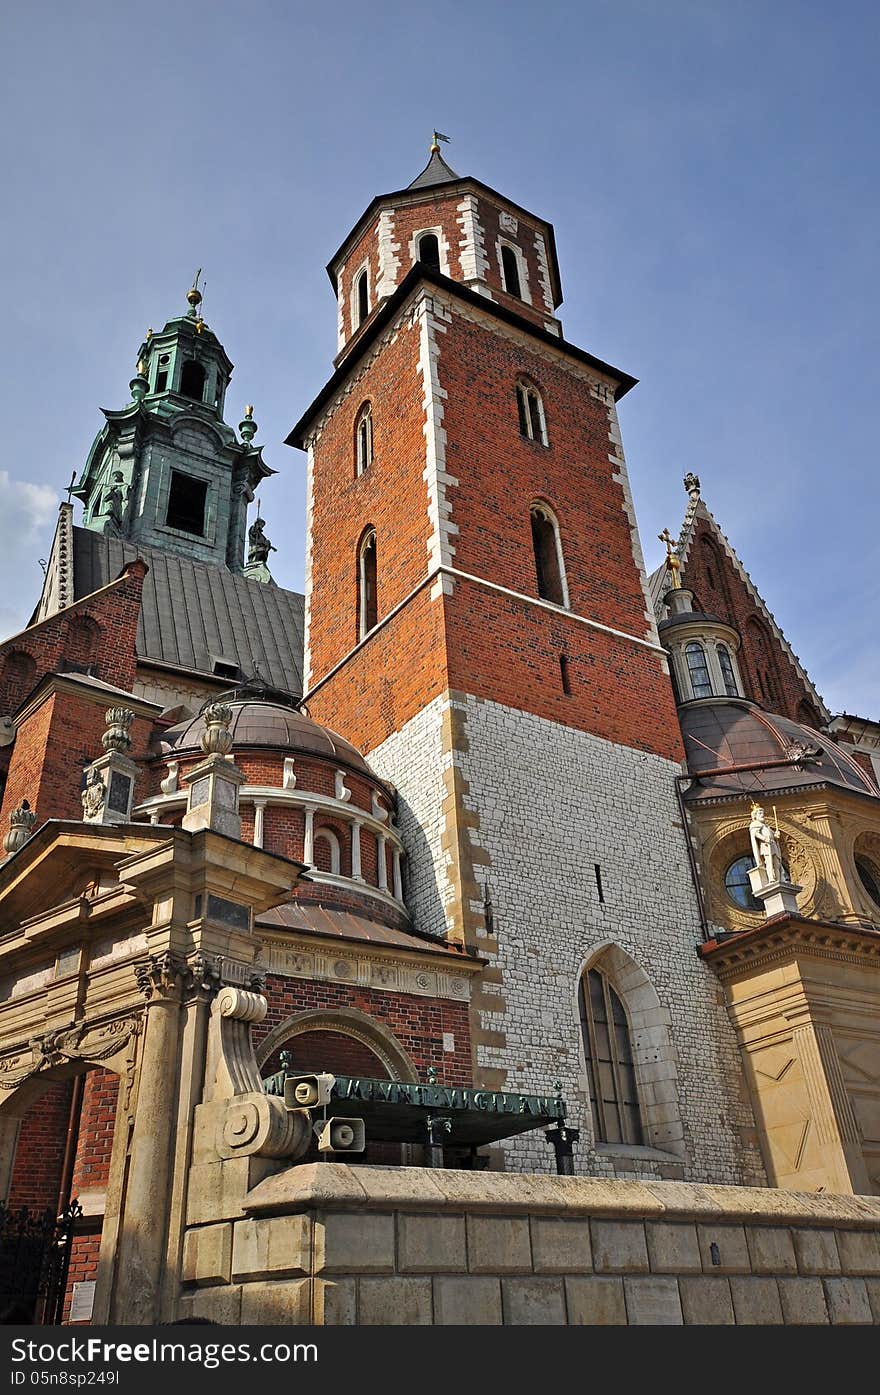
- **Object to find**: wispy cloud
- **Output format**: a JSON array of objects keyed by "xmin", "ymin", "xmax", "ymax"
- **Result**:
[
  {"xmin": 0, "ymin": 472, "xmax": 58, "ymax": 636},
  {"xmin": 0, "ymin": 471, "xmax": 57, "ymax": 539}
]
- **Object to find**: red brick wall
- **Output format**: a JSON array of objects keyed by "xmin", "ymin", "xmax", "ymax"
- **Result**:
[
  {"xmin": 70, "ymin": 1069, "xmax": 118, "ymax": 1196},
  {"xmin": 6, "ymin": 1079, "xmax": 72, "ymax": 1212},
  {"xmin": 0, "ymin": 562, "xmax": 145, "ymax": 720},
  {"xmin": 681, "ymin": 516, "xmax": 819, "ymax": 722},
  {"xmin": 306, "ymin": 295, "xmax": 682, "ymax": 763},
  {"xmin": 0, "ymin": 691, "xmax": 154, "ymax": 830},
  {"xmin": 257, "ymin": 975, "xmax": 472, "ymax": 1087}
]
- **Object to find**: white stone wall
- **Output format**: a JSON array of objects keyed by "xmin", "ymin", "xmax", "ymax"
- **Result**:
[
  {"xmin": 370, "ymin": 691, "xmax": 764, "ymax": 1188},
  {"xmin": 369, "ymin": 695, "xmax": 453, "ymax": 942}
]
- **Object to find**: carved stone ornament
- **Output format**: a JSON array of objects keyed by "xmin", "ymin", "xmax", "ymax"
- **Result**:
[
  {"xmin": 683, "ymin": 472, "xmax": 701, "ymax": 497},
  {"xmin": 0, "ymin": 1014, "xmax": 140, "ymax": 1092},
  {"xmin": 102, "ymin": 707, "xmax": 135, "ymax": 755},
  {"xmin": 81, "ymin": 768, "xmax": 106, "ymax": 819},
  {"xmin": 200, "ymin": 703, "xmax": 234, "ymax": 756},
  {"xmin": 3, "ymin": 799, "xmax": 36, "ymax": 855},
  {"xmin": 134, "ymin": 951, "xmax": 187, "ymax": 1001}
]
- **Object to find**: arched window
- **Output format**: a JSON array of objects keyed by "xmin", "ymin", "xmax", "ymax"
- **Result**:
[
  {"xmin": 358, "ymin": 528, "xmax": 378, "ymax": 639},
  {"xmin": 355, "ymin": 403, "xmax": 373, "ymax": 476},
  {"xmin": 313, "ymin": 828, "xmax": 342, "ymax": 875},
  {"xmin": 355, "ymin": 268, "xmax": 369, "ymax": 327},
  {"xmin": 724, "ymin": 854, "xmax": 762, "ymax": 912},
  {"xmin": 685, "ymin": 642, "xmax": 713, "ymax": 698},
  {"xmin": 516, "ymin": 380, "xmax": 548, "ymax": 445},
  {"xmin": 66, "ymin": 617, "xmax": 100, "ymax": 673},
  {"xmin": 530, "ymin": 503, "xmax": 568, "ymax": 608},
  {"xmin": 500, "ymin": 245, "xmax": 522, "ymax": 298},
  {"xmin": 717, "ymin": 644, "xmax": 739, "ymax": 697},
  {"xmin": 179, "ymin": 360, "xmax": 206, "ymax": 401},
  {"xmin": 797, "ymin": 699, "xmax": 821, "ymax": 730},
  {"xmin": 1, "ymin": 650, "xmax": 36, "ymax": 709},
  {"xmin": 417, "ymin": 233, "xmax": 441, "ymax": 272},
  {"xmin": 579, "ymin": 966, "xmax": 644, "ymax": 1146}
]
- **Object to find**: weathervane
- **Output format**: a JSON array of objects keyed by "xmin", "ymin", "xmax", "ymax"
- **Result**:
[
  {"xmin": 430, "ymin": 130, "xmax": 451, "ymax": 154},
  {"xmin": 187, "ymin": 269, "xmax": 206, "ymax": 331}
]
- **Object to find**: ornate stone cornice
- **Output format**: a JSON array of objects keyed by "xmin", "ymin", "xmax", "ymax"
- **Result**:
[
  {"xmin": 0, "ymin": 1011, "xmax": 141, "ymax": 1091},
  {"xmin": 701, "ymin": 915, "xmax": 880, "ymax": 979}
]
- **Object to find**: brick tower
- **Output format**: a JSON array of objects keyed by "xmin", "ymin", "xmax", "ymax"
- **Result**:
[{"xmin": 289, "ymin": 142, "xmax": 762, "ymax": 1182}]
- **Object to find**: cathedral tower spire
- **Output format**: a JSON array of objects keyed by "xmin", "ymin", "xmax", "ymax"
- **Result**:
[{"xmin": 72, "ymin": 282, "xmax": 274, "ymax": 573}]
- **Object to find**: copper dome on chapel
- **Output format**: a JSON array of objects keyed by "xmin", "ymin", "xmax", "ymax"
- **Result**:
[
  {"xmin": 681, "ymin": 699, "xmax": 879, "ymax": 804},
  {"xmin": 156, "ymin": 696, "xmax": 376, "ymax": 778}
]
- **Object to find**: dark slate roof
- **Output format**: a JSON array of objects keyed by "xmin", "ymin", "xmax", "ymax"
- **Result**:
[
  {"xmin": 681, "ymin": 699, "xmax": 880, "ymax": 803},
  {"xmin": 407, "ymin": 149, "xmax": 460, "ymax": 190},
  {"xmin": 72, "ymin": 528, "xmax": 304, "ymax": 697}
]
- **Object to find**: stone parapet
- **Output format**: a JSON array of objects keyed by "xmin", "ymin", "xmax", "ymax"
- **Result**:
[{"xmin": 179, "ymin": 1164, "xmax": 880, "ymax": 1325}]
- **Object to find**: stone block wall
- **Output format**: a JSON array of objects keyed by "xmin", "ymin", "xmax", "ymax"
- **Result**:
[{"xmin": 178, "ymin": 1165, "xmax": 880, "ymax": 1326}]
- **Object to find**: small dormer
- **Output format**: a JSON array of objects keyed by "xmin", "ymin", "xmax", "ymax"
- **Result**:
[{"xmin": 327, "ymin": 139, "xmax": 564, "ymax": 360}]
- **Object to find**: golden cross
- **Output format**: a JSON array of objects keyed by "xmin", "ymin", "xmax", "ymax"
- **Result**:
[{"xmin": 658, "ymin": 528, "xmax": 682, "ymax": 588}]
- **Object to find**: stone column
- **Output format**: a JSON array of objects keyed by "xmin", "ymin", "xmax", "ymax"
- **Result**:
[
  {"xmin": 252, "ymin": 798, "xmax": 267, "ymax": 850},
  {"xmin": 303, "ymin": 807, "xmax": 315, "ymax": 867},
  {"xmin": 159, "ymin": 955, "xmax": 222, "ymax": 1319},
  {"xmin": 351, "ymin": 818, "xmax": 363, "ymax": 882},
  {"xmin": 377, "ymin": 833, "xmax": 388, "ymax": 891},
  {"xmin": 111, "ymin": 955, "xmax": 186, "ymax": 1324},
  {"xmin": 392, "ymin": 847, "xmax": 403, "ymax": 902}
]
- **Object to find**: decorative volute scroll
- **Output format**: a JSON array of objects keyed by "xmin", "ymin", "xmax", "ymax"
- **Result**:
[{"xmin": 204, "ymin": 986, "xmax": 309, "ymax": 1159}]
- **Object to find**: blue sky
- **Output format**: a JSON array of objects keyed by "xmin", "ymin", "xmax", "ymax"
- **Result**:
[{"xmin": 1, "ymin": 1, "xmax": 877, "ymax": 717}]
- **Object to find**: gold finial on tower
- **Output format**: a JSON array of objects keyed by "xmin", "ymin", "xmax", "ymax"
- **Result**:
[
  {"xmin": 431, "ymin": 129, "xmax": 451, "ymax": 154},
  {"xmin": 658, "ymin": 528, "xmax": 682, "ymax": 589},
  {"xmin": 186, "ymin": 268, "xmax": 203, "ymax": 312},
  {"xmin": 244, "ymin": 404, "xmax": 253, "ymax": 419}
]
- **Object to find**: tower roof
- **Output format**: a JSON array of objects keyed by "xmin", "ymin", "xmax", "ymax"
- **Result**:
[{"xmin": 407, "ymin": 148, "xmax": 460, "ymax": 190}]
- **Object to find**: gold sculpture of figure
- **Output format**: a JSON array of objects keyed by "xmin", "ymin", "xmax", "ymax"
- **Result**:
[
  {"xmin": 658, "ymin": 528, "xmax": 682, "ymax": 589},
  {"xmin": 749, "ymin": 803, "xmax": 784, "ymax": 883}
]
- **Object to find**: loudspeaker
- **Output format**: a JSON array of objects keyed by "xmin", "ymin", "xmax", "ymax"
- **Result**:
[
  {"xmin": 283, "ymin": 1072, "xmax": 335, "ymax": 1109},
  {"xmin": 316, "ymin": 1117, "xmax": 366, "ymax": 1154}
]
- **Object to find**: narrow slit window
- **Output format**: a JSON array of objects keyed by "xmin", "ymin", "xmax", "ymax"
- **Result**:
[
  {"xmin": 594, "ymin": 863, "xmax": 605, "ymax": 903},
  {"xmin": 559, "ymin": 653, "xmax": 572, "ymax": 695},
  {"xmin": 358, "ymin": 529, "xmax": 378, "ymax": 638},
  {"xmin": 501, "ymin": 245, "xmax": 522, "ymax": 298},
  {"xmin": 579, "ymin": 967, "xmax": 643, "ymax": 1146},
  {"xmin": 355, "ymin": 403, "xmax": 373, "ymax": 475},
  {"xmin": 355, "ymin": 268, "xmax": 369, "ymax": 327},
  {"xmin": 530, "ymin": 504, "xmax": 568, "ymax": 607},
  {"xmin": 685, "ymin": 642, "xmax": 713, "ymax": 699},
  {"xmin": 417, "ymin": 233, "xmax": 441, "ymax": 272}
]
